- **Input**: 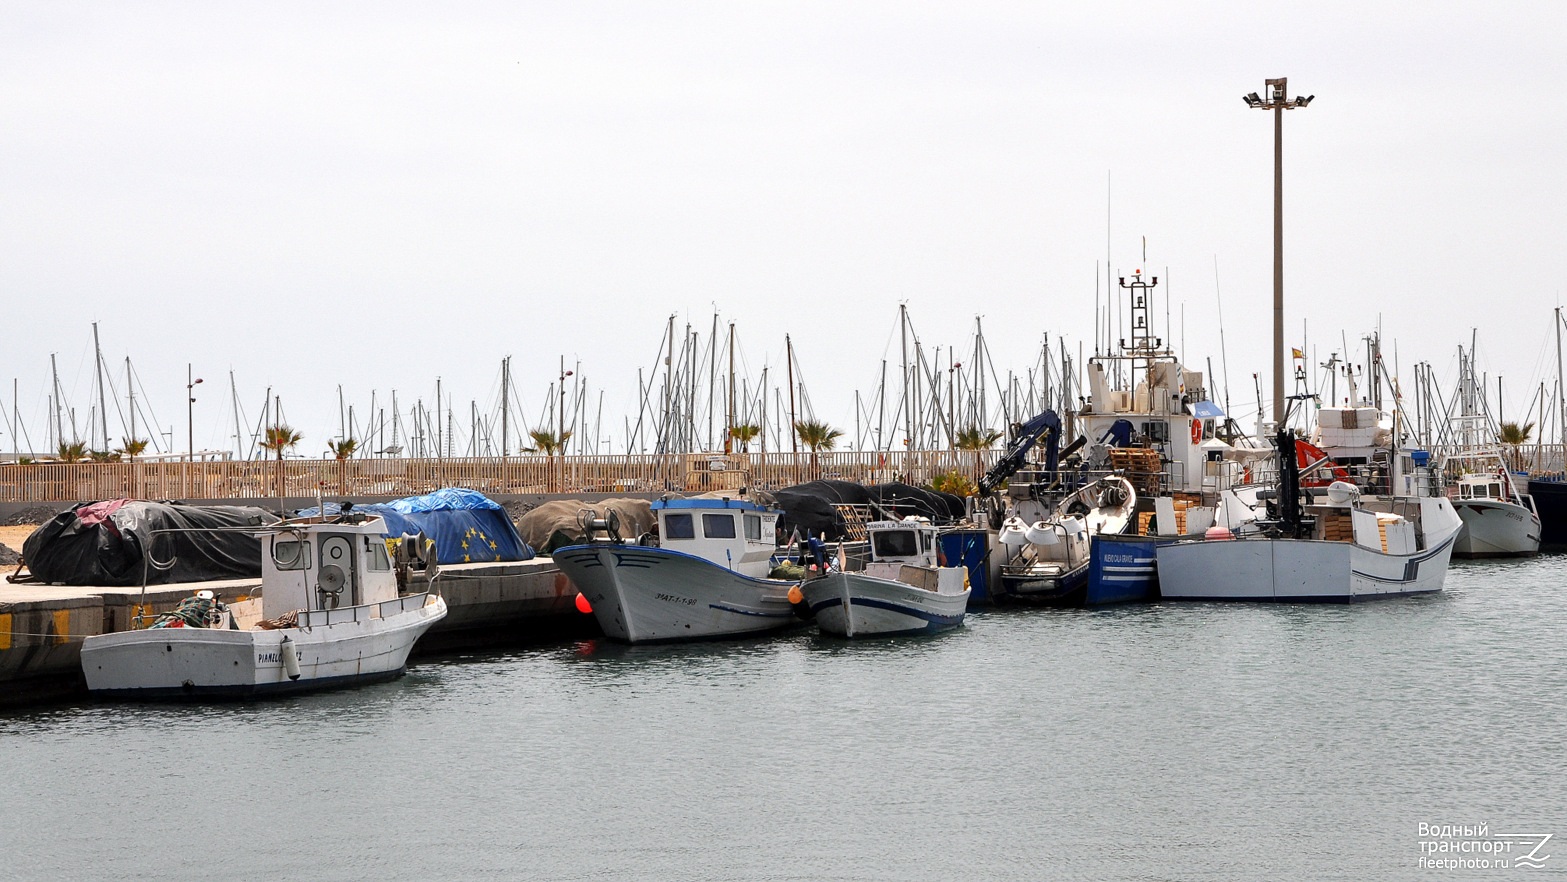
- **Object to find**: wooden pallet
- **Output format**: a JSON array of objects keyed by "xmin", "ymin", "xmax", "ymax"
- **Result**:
[{"xmin": 833, "ymin": 504, "xmax": 873, "ymax": 541}]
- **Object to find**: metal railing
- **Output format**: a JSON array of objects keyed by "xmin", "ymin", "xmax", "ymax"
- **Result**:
[
  {"xmin": 297, "ymin": 592, "xmax": 432, "ymax": 629},
  {"xmin": 0, "ymin": 450, "xmax": 1003, "ymax": 502}
]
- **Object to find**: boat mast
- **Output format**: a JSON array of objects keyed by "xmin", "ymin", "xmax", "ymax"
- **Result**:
[
  {"xmin": 708, "ymin": 312, "xmax": 718, "ymax": 452},
  {"xmin": 50, "ymin": 353, "xmax": 65, "ymax": 447},
  {"xmin": 726, "ymin": 321, "xmax": 736, "ymax": 454},
  {"xmin": 126, "ymin": 358, "xmax": 136, "ymax": 448},
  {"xmin": 900, "ymin": 304, "xmax": 911, "ymax": 448},
  {"xmin": 1556, "ymin": 306, "xmax": 1564, "ymax": 450},
  {"xmin": 92, "ymin": 322, "xmax": 109, "ymax": 451},
  {"xmin": 786, "ymin": 334, "xmax": 798, "ymax": 453},
  {"xmin": 502, "ymin": 357, "xmax": 512, "ymax": 456}
]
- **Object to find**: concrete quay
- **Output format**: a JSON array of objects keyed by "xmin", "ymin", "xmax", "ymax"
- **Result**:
[{"xmin": 0, "ymin": 557, "xmax": 587, "ymax": 707}]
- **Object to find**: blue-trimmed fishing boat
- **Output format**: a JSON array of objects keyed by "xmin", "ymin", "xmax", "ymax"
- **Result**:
[
  {"xmin": 801, "ymin": 518, "xmax": 970, "ymax": 638},
  {"xmin": 553, "ymin": 497, "xmax": 800, "ymax": 644}
]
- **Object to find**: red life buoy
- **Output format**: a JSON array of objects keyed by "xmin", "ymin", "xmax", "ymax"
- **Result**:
[{"xmin": 1190, "ymin": 419, "xmax": 1203, "ymax": 444}]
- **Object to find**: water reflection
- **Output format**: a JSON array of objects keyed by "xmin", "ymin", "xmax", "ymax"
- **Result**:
[{"xmin": 5, "ymin": 554, "xmax": 1567, "ymax": 881}]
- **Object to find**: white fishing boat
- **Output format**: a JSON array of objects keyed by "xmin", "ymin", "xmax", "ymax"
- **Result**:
[
  {"xmin": 81, "ymin": 514, "xmax": 447, "ymax": 698},
  {"xmin": 1447, "ymin": 470, "xmax": 1541, "ymax": 557},
  {"xmin": 1156, "ymin": 431, "xmax": 1463, "ymax": 602},
  {"xmin": 802, "ymin": 517, "xmax": 970, "ymax": 637},
  {"xmin": 553, "ymin": 497, "xmax": 800, "ymax": 643},
  {"xmin": 993, "ymin": 476, "xmax": 1138, "ymax": 605},
  {"xmin": 1438, "ymin": 344, "xmax": 1540, "ymax": 557}
]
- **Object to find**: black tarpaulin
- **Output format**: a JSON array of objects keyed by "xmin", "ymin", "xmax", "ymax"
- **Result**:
[
  {"xmin": 866, "ymin": 482, "xmax": 966, "ymax": 523},
  {"xmin": 772, "ymin": 480, "xmax": 871, "ymax": 540},
  {"xmin": 20, "ymin": 499, "xmax": 280, "ymax": 586}
]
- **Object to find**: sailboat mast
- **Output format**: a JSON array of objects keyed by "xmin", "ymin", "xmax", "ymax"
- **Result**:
[
  {"xmin": 727, "ymin": 321, "xmax": 736, "ymax": 453},
  {"xmin": 501, "ymin": 357, "xmax": 510, "ymax": 457},
  {"xmin": 900, "ymin": 305, "xmax": 911, "ymax": 448},
  {"xmin": 1556, "ymin": 306, "xmax": 1565, "ymax": 448},
  {"xmin": 93, "ymin": 322, "xmax": 108, "ymax": 450},
  {"xmin": 126, "ymin": 358, "xmax": 136, "ymax": 447},
  {"xmin": 50, "ymin": 353, "xmax": 64, "ymax": 446},
  {"xmin": 787, "ymin": 334, "xmax": 798, "ymax": 453}
]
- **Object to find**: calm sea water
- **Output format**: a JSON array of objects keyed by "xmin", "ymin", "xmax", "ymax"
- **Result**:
[{"xmin": 4, "ymin": 555, "xmax": 1563, "ymax": 881}]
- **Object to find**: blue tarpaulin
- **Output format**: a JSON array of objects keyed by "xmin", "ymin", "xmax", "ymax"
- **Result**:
[{"xmin": 302, "ymin": 489, "xmax": 534, "ymax": 564}]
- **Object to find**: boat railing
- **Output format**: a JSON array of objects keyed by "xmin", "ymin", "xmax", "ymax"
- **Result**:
[{"xmin": 298, "ymin": 592, "xmax": 430, "ymax": 629}]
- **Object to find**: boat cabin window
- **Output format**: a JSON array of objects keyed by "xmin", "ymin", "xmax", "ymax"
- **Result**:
[
  {"xmin": 367, "ymin": 538, "xmax": 392, "ymax": 571},
  {"xmin": 703, "ymin": 513, "xmax": 737, "ymax": 539},
  {"xmin": 744, "ymin": 514, "xmax": 762, "ymax": 541},
  {"xmin": 920, "ymin": 532, "xmax": 932, "ymax": 553},
  {"xmin": 664, "ymin": 513, "xmax": 695, "ymax": 540},
  {"xmin": 873, "ymin": 530, "xmax": 918, "ymax": 558},
  {"xmin": 272, "ymin": 539, "xmax": 311, "ymax": 570},
  {"xmin": 1486, "ymin": 483, "xmax": 1501, "ymax": 499}
]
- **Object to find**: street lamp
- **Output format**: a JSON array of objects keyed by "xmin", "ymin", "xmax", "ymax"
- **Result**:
[
  {"xmin": 186, "ymin": 364, "xmax": 203, "ymax": 461},
  {"xmin": 558, "ymin": 358, "xmax": 574, "ymax": 453},
  {"xmin": 1245, "ymin": 77, "xmax": 1313, "ymax": 426},
  {"xmin": 186, "ymin": 364, "xmax": 203, "ymax": 498}
]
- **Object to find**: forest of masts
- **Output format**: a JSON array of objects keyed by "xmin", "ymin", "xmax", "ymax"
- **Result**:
[{"xmin": 5, "ymin": 305, "xmax": 1567, "ymax": 464}]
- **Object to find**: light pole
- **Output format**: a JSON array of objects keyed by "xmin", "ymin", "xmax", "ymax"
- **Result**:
[
  {"xmin": 186, "ymin": 364, "xmax": 203, "ymax": 496},
  {"xmin": 558, "ymin": 357, "xmax": 574, "ymax": 453},
  {"xmin": 557, "ymin": 358, "xmax": 573, "ymax": 493},
  {"xmin": 1244, "ymin": 78, "xmax": 1313, "ymax": 427}
]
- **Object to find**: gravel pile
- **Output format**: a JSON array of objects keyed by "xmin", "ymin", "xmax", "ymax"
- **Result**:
[
  {"xmin": 1, "ymin": 505, "xmax": 63, "ymax": 526},
  {"xmin": 500, "ymin": 499, "xmax": 536, "ymax": 526},
  {"xmin": 0, "ymin": 543, "xmax": 20, "ymax": 565}
]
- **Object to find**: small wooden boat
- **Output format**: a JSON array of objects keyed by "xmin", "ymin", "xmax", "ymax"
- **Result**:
[{"xmin": 801, "ymin": 518, "xmax": 970, "ymax": 637}]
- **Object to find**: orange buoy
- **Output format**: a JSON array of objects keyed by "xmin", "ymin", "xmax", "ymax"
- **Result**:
[
  {"xmin": 787, "ymin": 585, "xmax": 804, "ymax": 605},
  {"xmin": 574, "ymin": 593, "xmax": 593, "ymax": 614}
]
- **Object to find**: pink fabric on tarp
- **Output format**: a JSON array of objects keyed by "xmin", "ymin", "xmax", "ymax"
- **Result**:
[{"xmin": 76, "ymin": 498, "xmax": 131, "ymax": 527}]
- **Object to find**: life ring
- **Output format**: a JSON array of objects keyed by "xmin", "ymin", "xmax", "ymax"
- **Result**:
[{"xmin": 1190, "ymin": 419, "xmax": 1203, "ymax": 444}]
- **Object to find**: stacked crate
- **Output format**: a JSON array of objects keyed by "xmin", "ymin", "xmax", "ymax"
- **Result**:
[
  {"xmin": 1319, "ymin": 509, "xmax": 1353, "ymax": 543},
  {"xmin": 1109, "ymin": 448, "xmax": 1163, "ymax": 497},
  {"xmin": 1135, "ymin": 496, "xmax": 1200, "ymax": 536}
]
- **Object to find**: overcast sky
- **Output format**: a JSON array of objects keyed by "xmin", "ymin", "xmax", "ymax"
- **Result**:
[{"xmin": 4, "ymin": 2, "xmax": 1565, "ymax": 456}]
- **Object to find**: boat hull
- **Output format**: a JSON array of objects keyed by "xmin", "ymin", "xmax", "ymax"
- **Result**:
[
  {"xmin": 81, "ymin": 595, "xmax": 447, "ymax": 698},
  {"xmin": 554, "ymin": 545, "xmax": 799, "ymax": 643},
  {"xmin": 1086, "ymin": 534, "xmax": 1162, "ymax": 604},
  {"xmin": 802, "ymin": 571, "xmax": 969, "ymax": 637},
  {"xmin": 997, "ymin": 563, "xmax": 1088, "ymax": 605},
  {"xmin": 996, "ymin": 534, "xmax": 1161, "ymax": 606},
  {"xmin": 1527, "ymin": 477, "xmax": 1567, "ymax": 545},
  {"xmin": 1154, "ymin": 533, "xmax": 1456, "ymax": 602},
  {"xmin": 1452, "ymin": 499, "xmax": 1540, "ymax": 558}
]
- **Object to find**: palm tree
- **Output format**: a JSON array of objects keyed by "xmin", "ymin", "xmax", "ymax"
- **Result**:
[
  {"xmin": 260, "ymin": 425, "xmax": 303, "ymax": 459},
  {"xmin": 728, "ymin": 423, "xmax": 760, "ymax": 453},
  {"xmin": 328, "ymin": 438, "xmax": 358, "ymax": 494},
  {"xmin": 528, "ymin": 429, "xmax": 571, "ymax": 456},
  {"xmin": 260, "ymin": 425, "xmax": 302, "ymax": 499},
  {"xmin": 794, "ymin": 420, "xmax": 843, "ymax": 479},
  {"xmin": 1499, "ymin": 421, "xmax": 1534, "ymax": 472},
  {"xmin": 117, "ymin": 438, "xmax": 149, "ymax": 461},
  {"xmin": 118, "ymin": 437, "xmax": 149, "ymax": 497},
  {"xmin": 56, "ymin": 441, "xmax": 88, "ymax": 463},
  {"xmin": 327, "ymin": 438, "xmax": 359, "ymax": 460},
  {"xmin": 88, "ymin": 449, "xmax": 121, "ymax": 462},
  {"xmin": 529, "ymin": 429, "xmax": 572, "ymax": 491},
  {"xmin": 954, "ymin": 425, "xmax": 1003, "ymax": 489}
]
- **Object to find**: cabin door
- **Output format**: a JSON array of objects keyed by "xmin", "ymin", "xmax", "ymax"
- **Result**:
[{"xmin": 319, "ymin": 535, "xmax": 359, "ymax": 607}]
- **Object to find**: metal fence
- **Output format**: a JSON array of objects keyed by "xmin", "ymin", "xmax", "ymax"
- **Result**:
[{"xmin": 0, "ymin": 450, "xmax": 1004, "ymax": 503}]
